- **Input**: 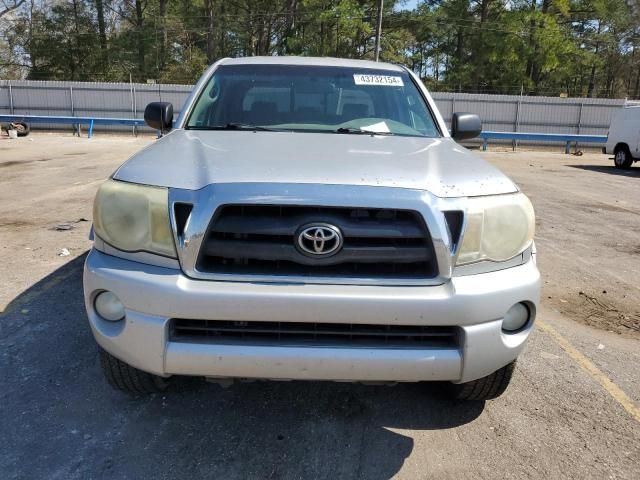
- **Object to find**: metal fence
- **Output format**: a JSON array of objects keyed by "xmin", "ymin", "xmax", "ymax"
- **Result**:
[
  {"xmin": 0, "ymin": 80, "xmax": 191, "ymax": 132},
  {"xmin": 0, "ymin": 79, "xmax": 626, "ymax": 137},
  {"xmin": 430, "ymin": 92, "xmax": 624, "ymax": 138}
]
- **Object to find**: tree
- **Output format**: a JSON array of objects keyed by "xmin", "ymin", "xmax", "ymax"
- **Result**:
[
  {"xmin": 0, "ymin": 0, "xmax": 638, "ymax": 98},
  {"xmin": 0, "ymin": 0, "xmax": 25, "ymax": 18}
]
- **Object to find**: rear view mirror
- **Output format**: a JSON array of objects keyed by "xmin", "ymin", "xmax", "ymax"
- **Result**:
[
  {"xmin": 144, "ymin": 102, "xmax": 173, "ymax": 133},
  {"xmin": 451, "ymin": 112, "xmax": 481, "ymax": 141}
]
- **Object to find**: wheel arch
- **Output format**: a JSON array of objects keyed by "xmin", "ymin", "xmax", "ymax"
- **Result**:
[{"xmin": 614, "ymin": 142, "xmax": 630, "ymax": 153}]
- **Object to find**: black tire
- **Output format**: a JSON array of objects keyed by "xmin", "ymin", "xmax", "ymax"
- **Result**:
[
  {"xmin": 614, "ymin": 145, "xmax": 633, "ymax": 169},
  {"xmin": 12, "ymin": 122, "xmax": 30, "ymax": 137},
  {"xmin": 99, "ymin": 348, "xmax": 169, "ymax": 395},
  {"xmin": 450, "ymin": 361, "xmax": 516, "ymax": 401}
]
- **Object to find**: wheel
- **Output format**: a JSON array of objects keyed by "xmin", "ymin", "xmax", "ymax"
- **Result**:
[
  {"xmin": 99, "ymin": 348, "xmax": 169, "ymax": 394},
  {"xmin": 11, "ymin": 122, "xmax": 30, "ymax": 137},
  {"xmin": 614, "ymin": 146, "xmax": 633, "ymax": 169},
  {"xmin": 449, "ymin": 361, "xmax": 516, "ymax": 401}
]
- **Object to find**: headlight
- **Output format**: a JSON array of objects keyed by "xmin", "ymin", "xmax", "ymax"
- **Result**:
[
  {"xmin": 456, "ymin": 193, "xmax": 534, "ymax": 265},
  {"xmin": 93, "ymin": 180, "xmax": 176, "ymax": 257}
]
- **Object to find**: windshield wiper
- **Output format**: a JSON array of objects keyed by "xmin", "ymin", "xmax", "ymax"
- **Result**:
[
  {"xmin": 335, "ymin": 127, "xmax": 395, "ymax": 135},
  {"xmin": 222, "ymin": 122, "xmax": 279, "ymax": 131},
  {"xmin": 188, "ymin": 123, "xmax": 279, "ymax": 131}
]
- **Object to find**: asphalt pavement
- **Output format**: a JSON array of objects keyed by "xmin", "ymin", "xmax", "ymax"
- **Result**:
[{"xmin": 1, "ymin": 135, "xmax": 638, "ymax": 479}]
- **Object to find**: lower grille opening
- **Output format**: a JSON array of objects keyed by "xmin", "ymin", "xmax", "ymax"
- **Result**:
[{"xmin": 170, "ymin": 319, "xmax": 458, "ymax": 348}]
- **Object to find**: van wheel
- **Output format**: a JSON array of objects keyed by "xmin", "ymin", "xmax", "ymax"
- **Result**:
[
  {"xmin": 99, "ymin": 348, "xmax": 169, "ymax": 395},
  {"xmin": 614, "ymin": 146, "xmax": 633, "ymax": 169},
  {"xmin": 449, "ymin": 361, "xmax": 516, "ymax": 401}
]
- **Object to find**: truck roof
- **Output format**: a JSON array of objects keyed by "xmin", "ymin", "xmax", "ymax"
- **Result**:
[{"xmin": 219, "ymin": 56, "xmax": 405, "ymax": 72}]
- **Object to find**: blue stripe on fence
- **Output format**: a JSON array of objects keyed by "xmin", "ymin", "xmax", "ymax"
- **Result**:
[{"xmin": 0, "ymin": 114, "xmax": 147, "ymax": 138}]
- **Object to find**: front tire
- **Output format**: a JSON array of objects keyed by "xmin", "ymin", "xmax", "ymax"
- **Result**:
[
  {"xmin": 450, "ymin": 361, "xmax": 516, "ymax": 401},
  {"xmin": 614, "ymin": 146, "xmax": 633, "ymax": 169},
  {"xmin": 99, "ymin": 348, "xmax": 169, "ymax": 395}
]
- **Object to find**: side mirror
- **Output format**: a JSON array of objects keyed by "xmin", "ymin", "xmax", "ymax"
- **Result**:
[
  {"xmin": 144, "ymin": 102, "xmax": 173, "ymax": 133},
  {"xmin": 451, "ymin": 112, "xmax": 481, "ymax": 141}
]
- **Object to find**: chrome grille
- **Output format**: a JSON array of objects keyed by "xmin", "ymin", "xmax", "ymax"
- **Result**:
[{"xmin": 196, "ymin": 205, "xmax": 437, "ymax": 280}]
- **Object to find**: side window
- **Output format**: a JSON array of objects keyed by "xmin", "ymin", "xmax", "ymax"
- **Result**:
[
  {"xmin": 410, "ymin": 111, "xmax": 428, "ymax": 131},
  {"xmin": 189, "ymin": 79, "xmax": 221, "ymax": 126},
  {"xmin": 405, "ymin": 91, "xmax": 437, "ymax": 136}
]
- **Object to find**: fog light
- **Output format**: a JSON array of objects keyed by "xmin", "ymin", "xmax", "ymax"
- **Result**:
[
  {"xmin": 502, "ymin": 303, "xmax": 530, "ymax": 332},
  {"xmin": 94, "ymin": 291, "xmax": 125, "ymax": 322}
]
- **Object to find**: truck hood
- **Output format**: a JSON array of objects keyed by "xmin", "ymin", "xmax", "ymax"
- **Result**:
[{"xmin": 114, "ymin": 129, "xmax": 517, "ymax": 198}]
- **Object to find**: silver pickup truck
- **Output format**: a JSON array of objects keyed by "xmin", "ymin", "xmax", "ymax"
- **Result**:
[{"xmin": 85, "ymin": 57, "xmax": 539, "ymax": 401}]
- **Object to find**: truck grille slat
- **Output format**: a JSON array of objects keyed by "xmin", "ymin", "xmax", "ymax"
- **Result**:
[
  {"xmin": 203, "ymin": 239, "xmax": 431, "ymax": 266},
  {"xmin": 171, "ymin": 319, "xmax": 458, "ymax": 347},
  {"xmin": 211, "ymin": 214, "xmax": 426, "ymax": 238},
  {"xmin": 197, "ymin": 205, "xmax": 438, "ymax": 280}
]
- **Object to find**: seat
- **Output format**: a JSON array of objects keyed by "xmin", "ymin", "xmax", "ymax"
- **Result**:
[
  {"xmin": 244, "ymin": 101, "xmax": 278, "ymax": 125},
  {"xmin": 295, "ymin": 106, "xmax": 323, "ymax": 123},
  {"xmin": 341, "ymin": 103, "xmax": 369, "ymax": 121}
]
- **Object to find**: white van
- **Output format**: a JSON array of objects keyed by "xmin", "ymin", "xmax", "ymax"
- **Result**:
[{"xmin": 604, "ymin": 105, "xmax": 640, "ymax": 169}]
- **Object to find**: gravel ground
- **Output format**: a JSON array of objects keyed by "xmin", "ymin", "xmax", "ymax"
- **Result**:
[{"xmin": 1, "ymin": 134, "xmax": 638, "ymax": 479}]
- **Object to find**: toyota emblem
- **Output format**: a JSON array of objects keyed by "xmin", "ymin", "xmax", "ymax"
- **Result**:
[{"xmin": 296, "ymin": 224, "xmax": 343, "ymax": 257}]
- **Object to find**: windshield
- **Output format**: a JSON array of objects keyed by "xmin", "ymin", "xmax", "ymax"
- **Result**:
[{"xmin": 185, "ymin": 64, "xmax": 440, "ymax": 137}]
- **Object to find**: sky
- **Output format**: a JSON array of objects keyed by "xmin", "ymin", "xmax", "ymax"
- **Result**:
[{"xmin": 396, "ymin": 0, "xmax": 419, "ymax": 11}]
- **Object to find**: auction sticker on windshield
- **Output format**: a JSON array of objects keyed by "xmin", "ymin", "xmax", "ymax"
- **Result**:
[{"xmin": 353, "ymin": 74, "xmax": 404, "ymax": 87}]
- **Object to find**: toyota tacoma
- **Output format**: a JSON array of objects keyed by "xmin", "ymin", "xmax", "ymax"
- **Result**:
[{"xmin": 85, "ymin": 57, "xmax": 539, "ymax": 400}]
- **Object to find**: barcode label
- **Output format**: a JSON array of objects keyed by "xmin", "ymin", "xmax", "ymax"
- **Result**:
[{"xmin": 353, "ymin": 74, "xmax": 404, "ymax": 87}]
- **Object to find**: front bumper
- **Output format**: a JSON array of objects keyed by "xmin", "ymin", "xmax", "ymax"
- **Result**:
[{"xmin": 84, "ymin": 249, "xmax": 540, "ymax": 383}]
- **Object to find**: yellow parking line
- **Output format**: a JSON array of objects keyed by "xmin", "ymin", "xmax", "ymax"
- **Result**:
[{"xmin": 538, "ymin": 320, "xmax": 640, "ymax": 423}]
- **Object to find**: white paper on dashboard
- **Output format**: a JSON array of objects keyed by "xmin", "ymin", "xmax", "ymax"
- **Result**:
[{"xmin": 360, "ymin": 122, "xmax": 391, "ymax": 133}]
